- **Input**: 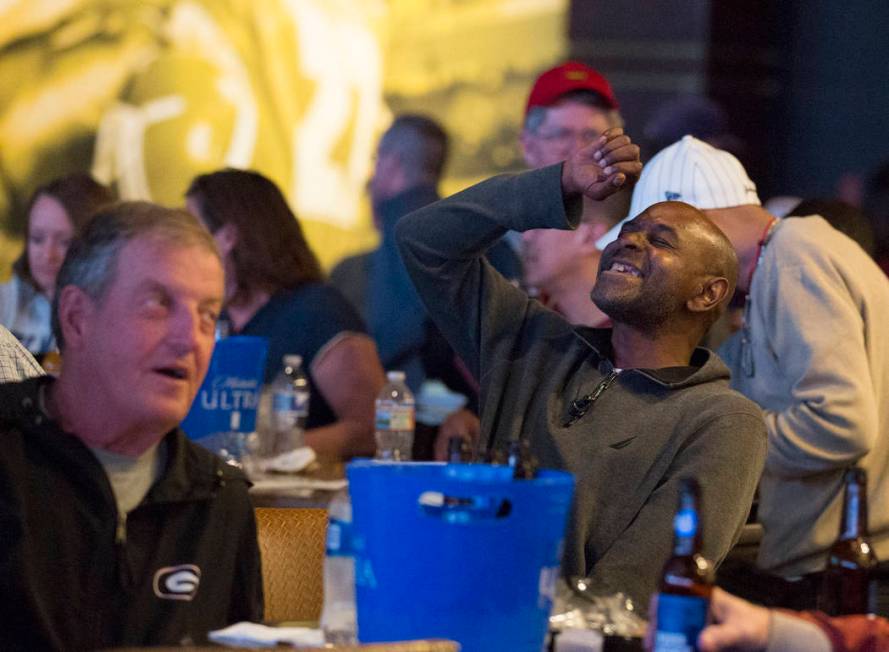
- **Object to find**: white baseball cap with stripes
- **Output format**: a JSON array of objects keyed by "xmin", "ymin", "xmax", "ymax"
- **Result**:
[{"xmin": 595, "ymin": 135, "xmax": 761, "ymax": 249}]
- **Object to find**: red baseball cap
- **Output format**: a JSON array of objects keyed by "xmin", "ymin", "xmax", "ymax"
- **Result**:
[{"xmin": 525, "ymin": 61, "xmax": 619, "ymax": 115}]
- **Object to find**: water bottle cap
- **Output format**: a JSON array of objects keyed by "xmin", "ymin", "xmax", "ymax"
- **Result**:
[
  {"xmin": 284, "ymin": 354, "xmax": 303, "ymax": 368},
  {"xmin": 386, "ymin": 370, "xmax": 406, "ymax": 382}
]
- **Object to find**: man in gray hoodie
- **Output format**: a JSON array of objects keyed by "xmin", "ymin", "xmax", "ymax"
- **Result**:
[{"xmin": 396, "ymin": 128, "xmax": 767, "ymax": 609}]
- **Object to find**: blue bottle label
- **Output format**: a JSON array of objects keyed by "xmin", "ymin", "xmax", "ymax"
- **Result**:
[
  {"xmin": 654, "ymin": 593, "xmax": 708, "ymax": 652},
  {"xmin": 326, "ymin": 518, "xmax": 353, "ymax": 557},
  {"xmin": 674, "ymin": 508, "xmax": 698, "ymax": 538},
  {"xmin": 273, "ymin": 390, "xmax": 310, "ymax": 417}
]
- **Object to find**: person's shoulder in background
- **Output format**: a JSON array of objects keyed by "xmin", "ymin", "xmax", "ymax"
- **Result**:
[{"xmin": 329, "ymin": 251, "xmax": 373, "ymax": 320}]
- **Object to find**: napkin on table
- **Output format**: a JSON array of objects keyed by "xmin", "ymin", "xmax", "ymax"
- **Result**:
[{"xmin": 208, "ymin": 621, "xmax": 325, "ymax": 648}]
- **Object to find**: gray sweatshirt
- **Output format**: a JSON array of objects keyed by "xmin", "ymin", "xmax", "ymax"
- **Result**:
[{"xmin": 396, "ymin": 164, "xmax": 767, "ymax": 607}]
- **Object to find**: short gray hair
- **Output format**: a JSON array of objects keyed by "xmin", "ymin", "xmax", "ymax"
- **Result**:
[
  {"xmin": 523, "ymin": 89, "xmax": 624, "ymax": 134},
  {"xmin": 52, "ymin": 201, "xmax": 219, "ymax": 349}
]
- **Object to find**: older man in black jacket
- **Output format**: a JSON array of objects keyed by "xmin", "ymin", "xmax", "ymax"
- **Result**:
[{"xmin": 0, "ymin": 202, "xmax": 261, "ymax": 650}]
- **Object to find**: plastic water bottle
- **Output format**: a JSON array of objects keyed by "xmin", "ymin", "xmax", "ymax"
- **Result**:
[
  {"xmin": 374, "ymin": 370, "xmax": 415, "ymax": 461},
  {"xmin": 320, "ymin": 488, "xmax": 357, "ymax": 644},
  {"xmin": 269, "ymin": 354, "xmax": 310, "ymax": 454}
]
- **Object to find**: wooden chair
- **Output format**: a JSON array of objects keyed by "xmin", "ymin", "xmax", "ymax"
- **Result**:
[
  {"xmin": 252, "ymin": 509, "xmax": 459, "ymax": 652},
  {"xmin": 254, "ymin": 507, "xmax": 328, "ymax": 623}
]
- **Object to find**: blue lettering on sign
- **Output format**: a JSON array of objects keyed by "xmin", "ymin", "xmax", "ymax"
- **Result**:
[
  {"xmin": 183, "ymin": 375, "xmax": 262, "ymax": 439},
  {"xmin": 200, "ymin": 376, "xmax": 260, "ymax": 411},
  {"xmin": 199, "ymin": 386, "xmax": 260, "ymax": 411}
]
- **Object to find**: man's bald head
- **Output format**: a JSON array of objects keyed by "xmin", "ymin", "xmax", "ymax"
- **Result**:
[
  {"xmin": 648, "ymin": 202, "xmax": 738, "ymax": 322},
  {"xmin": 661, "ymin": 202, "xmax": 738, "ymax": 295}
]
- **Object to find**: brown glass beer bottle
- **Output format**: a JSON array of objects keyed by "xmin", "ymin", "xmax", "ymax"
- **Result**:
[
  {"xmin": 446, "ymin": 436, "xmax": 469, "ymax": 463},
  {"xmin": 507, "ymin": 439, "xmax": 537, "ymax": 479},
  {"xmin": 819, "ymin": 466, "xmax": 878, "ymax": 615},
  {"xmin": 653, "ymin": 478, "xmax": 713, "ymax": 652}
]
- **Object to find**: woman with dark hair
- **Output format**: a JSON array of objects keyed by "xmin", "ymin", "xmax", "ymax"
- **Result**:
[
  {"xmin": 0, "ymin": 173, "xmax": 114, "ymax": 356},
  {"xmin": 186, "ymin": 168, "xmax": 384, "ymax": 458}
]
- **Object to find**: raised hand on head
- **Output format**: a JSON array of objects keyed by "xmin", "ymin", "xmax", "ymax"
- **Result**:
[{"xmin": 562, "ymin": 127, "xmax": 642, "ymax": 201}]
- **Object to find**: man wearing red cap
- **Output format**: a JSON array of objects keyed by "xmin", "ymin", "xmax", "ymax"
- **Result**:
[
  {"xmin": 519, "ymin": 61, "xmax": 629, "ymax": 327},
  {"xmin": 521, "ymin": 61, "xmax": 622, "ymax": 169}
]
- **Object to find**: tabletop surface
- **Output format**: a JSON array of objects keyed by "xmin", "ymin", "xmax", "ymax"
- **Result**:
[{"xmin": 249, "ymin": 456, "xmax": 345, "ymax": 509}]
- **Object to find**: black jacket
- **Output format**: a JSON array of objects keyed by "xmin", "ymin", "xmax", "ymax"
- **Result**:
[{"xmin": 0, "ymin": 377, "xmax": 263, "ymax": 651}]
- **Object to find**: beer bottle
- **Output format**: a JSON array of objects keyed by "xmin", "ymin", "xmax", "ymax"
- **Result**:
[
  {"xmin": 40, "ymin": 349, "xmax": 63, "ymax": 377},
  {"xmin": 446, "ymin": 436, "xmax": 469, "ymax": 463},
  {"xmin": 507, "ymin": 439, "xmax": 537, "ymax": 479},
  {"xmin": 653, "ymin": 478, "xmax": 713, "ymax": 652},
  {"xmin": 818, "ymin": 466, "xmax": 878, "ymax": 615}
]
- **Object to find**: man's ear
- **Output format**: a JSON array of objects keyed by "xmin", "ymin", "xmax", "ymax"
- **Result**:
[
  {"xmin": 687, "ymin": 277, "xmax": 730, "ymax": 314},
  {"xmin": 57, "ymin": 286, "xmax": 95, "ymax": 350}
]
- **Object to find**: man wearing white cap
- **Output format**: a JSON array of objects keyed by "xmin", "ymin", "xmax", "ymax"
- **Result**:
[{"xmin": 604, "ymin": 135, "xmax": 889, "ymax": 609}]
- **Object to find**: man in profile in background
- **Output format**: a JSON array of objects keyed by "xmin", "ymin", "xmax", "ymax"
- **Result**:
[
  {"xmin": 335, "ymin": 115, "xmax": 463, "ymax": 392},
  {"xmin": 333, "ymin": 114, "xmax": 497, "ymax": 457},
  {"xmin": 0, "ymin": 202, "xmax": 262, "ymax": 649},
  {"xmin": 518, "ymin": 61, "xmax": 629, "ymax": 327},
  {"xmin": 332, "ymin": 114, "xmax": 519, "ymax": 395}
]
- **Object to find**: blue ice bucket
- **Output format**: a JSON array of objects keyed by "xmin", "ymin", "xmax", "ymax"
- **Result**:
[{"xmin": 347, "ymin": 461, "xmax": 575, "ymax": 652}]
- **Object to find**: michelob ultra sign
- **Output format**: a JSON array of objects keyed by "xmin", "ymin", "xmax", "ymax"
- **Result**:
[{"xmin": 182, "ymin": 336, "xmax": 268, "ymax": 440}]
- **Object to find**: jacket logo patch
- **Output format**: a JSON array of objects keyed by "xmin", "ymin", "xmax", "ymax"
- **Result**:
[
  {"xmin": 153, "ymin": 564, "xmax": 201, "ymax": 601},
  {"xmin": 609, "ymin": 437, "xmax": 636, "ymax": 450}
]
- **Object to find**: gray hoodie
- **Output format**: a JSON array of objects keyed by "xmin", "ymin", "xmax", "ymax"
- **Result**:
[{"xmin": 396, "ymin": 164, "xmax": 767, "ymax": 607}]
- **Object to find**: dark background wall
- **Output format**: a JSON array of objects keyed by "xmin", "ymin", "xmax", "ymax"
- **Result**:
[{"xmin": 569, "ymin": 0, "xmax": 889, "ymax": 203}]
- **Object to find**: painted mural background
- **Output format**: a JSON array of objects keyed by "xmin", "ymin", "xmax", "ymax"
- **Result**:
[{"xmin": 0, "ymin": 0, "xmax": 566, "ymax": 273}]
